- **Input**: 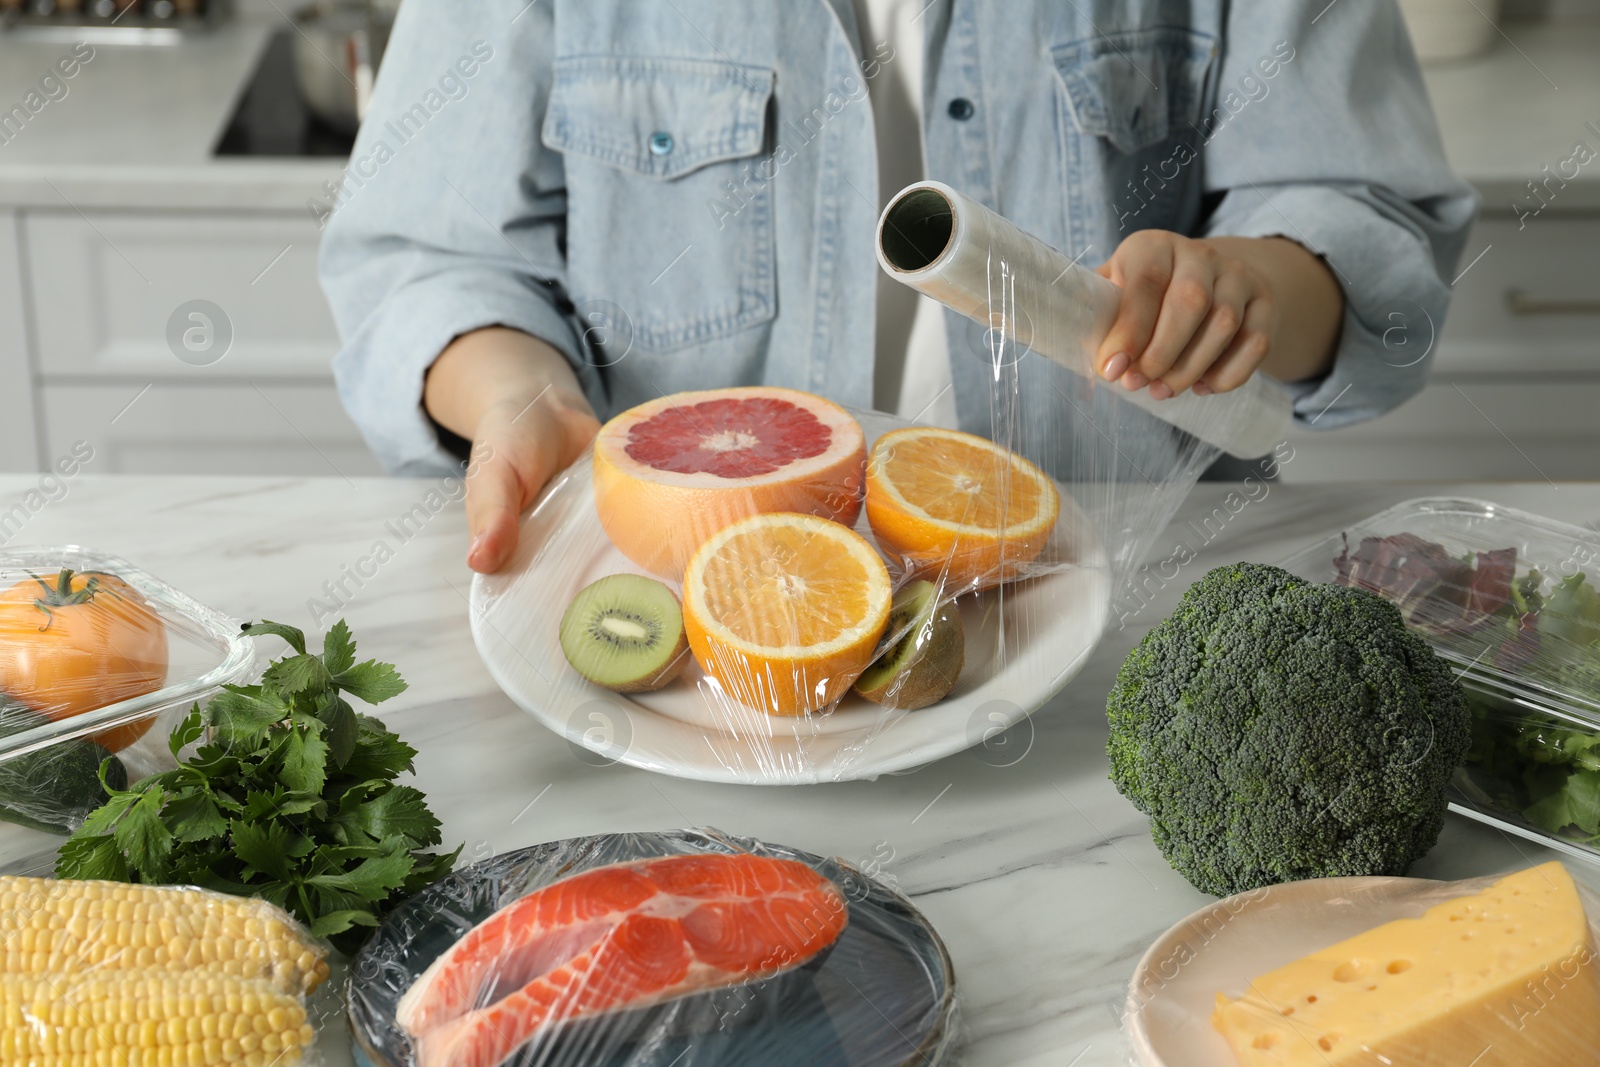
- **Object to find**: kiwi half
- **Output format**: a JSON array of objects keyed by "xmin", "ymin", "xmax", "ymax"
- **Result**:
[
  {"xmin": 854, "ymin": 580, "xmax": 964, "ymax": 710},
  {"xmin": 559, "ymin": 574, "xmax": 689, "ymax": 693}
]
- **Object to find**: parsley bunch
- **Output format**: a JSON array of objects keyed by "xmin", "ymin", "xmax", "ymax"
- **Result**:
[{"xmin": 57, "ymin": 620, "xmax": 458, "ymax": 953}]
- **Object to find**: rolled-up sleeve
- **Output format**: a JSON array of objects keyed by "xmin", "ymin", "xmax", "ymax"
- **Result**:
[
  {"xmin": 1200, "ymin": 1, "xmax": 1478, "ymax": 430},
  {"xmin": 319, "ymin": 0, "xmax": 594, "ymax": 476}
]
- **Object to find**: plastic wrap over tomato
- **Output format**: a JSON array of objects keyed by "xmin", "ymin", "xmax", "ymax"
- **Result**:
[
  {"xmin": 0, "ymin": 549, "xmax": 254, "ymax": 850},
  {"xmin": 0, "ymin": 567, "xmax": 169, "ymax": 751}
]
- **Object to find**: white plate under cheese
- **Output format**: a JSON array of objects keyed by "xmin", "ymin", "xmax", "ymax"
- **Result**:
[{"xmin": 1129, "ymin": 863, "xmax": 1600, "ymax": 1067}]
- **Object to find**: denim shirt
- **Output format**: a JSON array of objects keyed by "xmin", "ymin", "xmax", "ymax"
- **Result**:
[{"xmin": 320, "ymin": 0, "xmax": 1476, "ymax": 478}]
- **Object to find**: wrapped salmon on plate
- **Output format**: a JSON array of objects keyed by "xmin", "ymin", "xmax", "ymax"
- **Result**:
[{"xmin": 347, "ymin": 829, "xmax": 958, "ymax": 1067}]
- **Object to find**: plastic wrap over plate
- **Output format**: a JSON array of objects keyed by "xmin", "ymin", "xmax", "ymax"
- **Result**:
[
  {"xmin": 470, "ymin": 408, "xmax": 1110, "ymax": 784},
  {"xmin": 1126, "ymin": 870, "xmax": 1600, "ymax": 1066},
  {"xmin": 347, "ymin": 828, "xmax": 958, "ymax": 1067},
  {"xmin": 472, "ymin": 181, "xmax": 1263, "ymax": 782}
]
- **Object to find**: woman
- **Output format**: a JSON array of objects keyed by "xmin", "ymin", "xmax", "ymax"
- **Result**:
[{"xmin": 320, "ymin": 0, "xmax": 1475, "ymax": 573}]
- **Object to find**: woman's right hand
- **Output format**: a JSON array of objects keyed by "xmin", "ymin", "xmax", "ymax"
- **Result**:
[{"xmin": 423, "ymin": 327, "xmax": 600, "ymax": 574}]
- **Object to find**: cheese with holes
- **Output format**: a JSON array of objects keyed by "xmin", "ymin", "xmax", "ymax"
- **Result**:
[{"xmin": 1212, "ymin": 863, "xmax": 1600, "ymax": 1066}]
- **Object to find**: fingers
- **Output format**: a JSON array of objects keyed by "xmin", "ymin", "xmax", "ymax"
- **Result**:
[
  {"xmin": 1095, "ymin": 234, "xmax": 1173, "ymax": 386},
  {"xmin": 1151, "ymin": 271, "xmax": 1252, "ymax": 397},
  {"xmin": 465, "ymin": 419, "xmax": 556, "ymax": 574},
  {"xmin": 1136, "ymin": 252, "xmax": 1217, "ymax": 391},
  {"xmin": 467, "ymin": 509, "xmax": 519, "ymax": 573},
  {"xmin": 464, "ymin": 439, "xmax": 540, "ymax": 573},
  {"xmin": 1195, "ymin": 297, "xmax": 1275, "ymax": 394},
  {"xmin": 463, "ymin": 392, "xmax": 601, "ymax": 574},
  {"xmin": 1098, "ymin": 231, "xmax": 1279, "ymax": 400}
]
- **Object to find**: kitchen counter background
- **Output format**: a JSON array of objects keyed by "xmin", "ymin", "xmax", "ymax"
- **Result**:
[
  {"xmin": 0, "ymin": 20, "xmax": 341, "ymax": 211},
  {"xmin": 4, "ymin": 11, "xmax": 1599, "ymax": 482},
  {"xmin": 3, "ymin": 472, "xmax": 1597, "ymax": 1065},
  {"xmin": 0, "ymin": 14, "xmax": 1596, "ymax": 212},
  {"xmin": 1422, "ymin": 18, "xmax": 1600, "ymax": 211}
]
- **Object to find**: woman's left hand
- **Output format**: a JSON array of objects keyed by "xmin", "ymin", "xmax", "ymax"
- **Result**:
[{"xmin": 1094, "ymin": 231, "xmax": 1344, "ymax": 397}]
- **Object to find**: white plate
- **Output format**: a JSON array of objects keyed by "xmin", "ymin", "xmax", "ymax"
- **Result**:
[
  {"xmin": 1128, "ymin": 877, "xmax": 1443, "ymax": 1066},
  {"xmin": 469, "ymin": 411, "xmax": 1110, "ymax": 785},
  {"xmin": 1126, "ymin": 874, "xmax": 1600, "ymax": 1066}
]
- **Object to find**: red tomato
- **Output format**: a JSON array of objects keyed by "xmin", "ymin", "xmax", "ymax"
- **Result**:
[{"xmin": 0, "ymin": 569, "xmax": 169, "ymax": 751}]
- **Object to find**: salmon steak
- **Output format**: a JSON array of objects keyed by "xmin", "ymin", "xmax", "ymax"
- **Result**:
[{"xmin": 395, "ymin": 852, "xmax": 849, "ymax": 1067}]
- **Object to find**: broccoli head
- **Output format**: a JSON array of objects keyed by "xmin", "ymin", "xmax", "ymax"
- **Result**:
[{"xmin": 1107, "ymin": 562, "xmax": 1470, "ymax": 897}]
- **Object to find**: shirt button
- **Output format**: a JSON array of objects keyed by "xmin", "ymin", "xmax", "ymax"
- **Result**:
[
  {"xmin": 947, "ymin": 97, "xmax": 975, "ymax": 121},
  {"xmin": 649, "ymin": 131, "xmax": 674, "ymax": 155}
]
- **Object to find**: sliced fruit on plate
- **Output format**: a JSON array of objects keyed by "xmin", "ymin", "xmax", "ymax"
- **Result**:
[
  {"xmin": 854, "ymin": 580, "xmax": 964, "ymax": 710},
  {"xmin": 682, "ymin": 512, "xmax": 892, "ymax": 717},
  {"xmin": 865, "ymin": 427, "xmax": 1060, "ymax": 590},
  {"xmin": 593, "ymin": 387, "xmax": 867, "ymax": 579},
  {"xmin": 559, "ymin": 574, "xmax": 689, "ymax": 693}
]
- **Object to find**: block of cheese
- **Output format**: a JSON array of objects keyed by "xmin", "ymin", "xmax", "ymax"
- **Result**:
[{"xmin": 1212, "ymin": 862, "xmax": 1600, "ymax": 1066}]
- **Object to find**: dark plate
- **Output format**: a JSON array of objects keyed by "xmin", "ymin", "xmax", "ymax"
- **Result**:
[{"xmin": 347, "ymin": 828, "xmax": 958, "ymax": 1067}]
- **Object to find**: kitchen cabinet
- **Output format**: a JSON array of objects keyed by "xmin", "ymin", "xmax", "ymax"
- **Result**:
[
  {"xmin": 38, "ymin": 381, "xmax": 382, "ymax": 477},
  {"xmin": 11, "ymin": 209, "xmax": 380, "ymax": 477},
  {"xmin": 1285, "ymin": 377, "xmax": 1600, "ymax": 483},
  {"xmin": 1430, "ymin": 214, "xmax": 1600, "ymax": 376},
  {"xmin": 0, "ymin": 20, "xmax": 357, "ymax": 477},
  {"xmin": 0, "ymin": 211, "xmax": 40, "ymax": 474},
  {"xmin": 1284, "ymin": 207, "xmax": 1600, "ymax": 484},
  {"xmin": 25, "ymin": 212, "xmax": 341, "ymax": 381}
]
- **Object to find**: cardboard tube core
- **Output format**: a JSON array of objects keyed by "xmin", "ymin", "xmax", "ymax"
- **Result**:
[{"xmin": 881, "ymin": 187, "xmax": 955, "ymax": 273}]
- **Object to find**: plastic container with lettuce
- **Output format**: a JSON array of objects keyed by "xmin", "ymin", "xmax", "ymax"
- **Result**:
[{"xmin": 1277, "ymin": 498, "xmax": 1600, "ymax": 863}]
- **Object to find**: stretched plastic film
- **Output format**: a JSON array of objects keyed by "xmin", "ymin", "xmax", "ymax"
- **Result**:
[
  {"xmin": 877, "ymin": 182, "xmax": 1293, "ymax": 459},
  {"xmin": 1123, "ymin": 862, "xmax": 1600, "ymax": 1066},
  {"xmin": 0, "ymin": 876, "xmax": 331, "ymax": 1066},
  {"xmin": 472, "ymin": 185, "xmax": 1293, "ymax": 783},
  {"xmin": 1277, "ymin": 497, "xmax": 1600, "ymax": 866},
  {"xmin": 348, "ymin": 827, "xmax": 957, "ymax": 1067},
  {"xmin": 0, "ymin": 549, "xmax": 255, "ymax": 855}
]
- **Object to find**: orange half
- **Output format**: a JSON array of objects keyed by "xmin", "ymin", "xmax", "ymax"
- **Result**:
[
  {"xmin": 865, "ymin": 427, "xmax": 1060, "ymax": 590},
  {"xmin": 682, "ymin": 513, "xmax": 892, "ymax": 717}
]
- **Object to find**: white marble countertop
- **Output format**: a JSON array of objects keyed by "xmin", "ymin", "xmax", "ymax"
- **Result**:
[
  {"xmin": 4, "ymin": 474, "xmax": 1600, "ymax": 1065},
  {"xmin": 1, "ymin": 15, "xmax": 1596, "ymax": 213},
  {"xmin": 0, "ymin": 17, "xmax": 341, "ymax": 210}
]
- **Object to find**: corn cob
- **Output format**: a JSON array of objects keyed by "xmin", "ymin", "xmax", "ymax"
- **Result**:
[
  {"xmin": 0, "ymin": 879, "xmax": 329, "ymax": 995},
  {"xmin": 0, "ymin": 971, "xmax": 316, "ymax": 1067}
]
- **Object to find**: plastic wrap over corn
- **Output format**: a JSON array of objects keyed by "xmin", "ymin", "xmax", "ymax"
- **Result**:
[{"xmin": 0, "ymin": 877, "xmax": 329, "ymax": 1067}]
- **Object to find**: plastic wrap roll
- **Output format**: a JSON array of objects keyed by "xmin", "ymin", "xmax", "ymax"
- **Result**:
[{"xmin": 875, "ymin": 181, "xmax": 1292, "ymax": 459}]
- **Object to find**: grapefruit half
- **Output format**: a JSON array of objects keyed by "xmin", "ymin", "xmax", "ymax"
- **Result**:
[{"xmin": 593, "ymin": 387, "xmax": 867, "ymax": 578}]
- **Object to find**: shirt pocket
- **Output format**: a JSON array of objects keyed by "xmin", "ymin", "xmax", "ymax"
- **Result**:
[
  {"xmin": 1052, "ymin": 27, "xmax": 1217, "ymax": 233},
  {"xmin": 542, "ymin": 55, "xmax": 776, "ymax": 353}
]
